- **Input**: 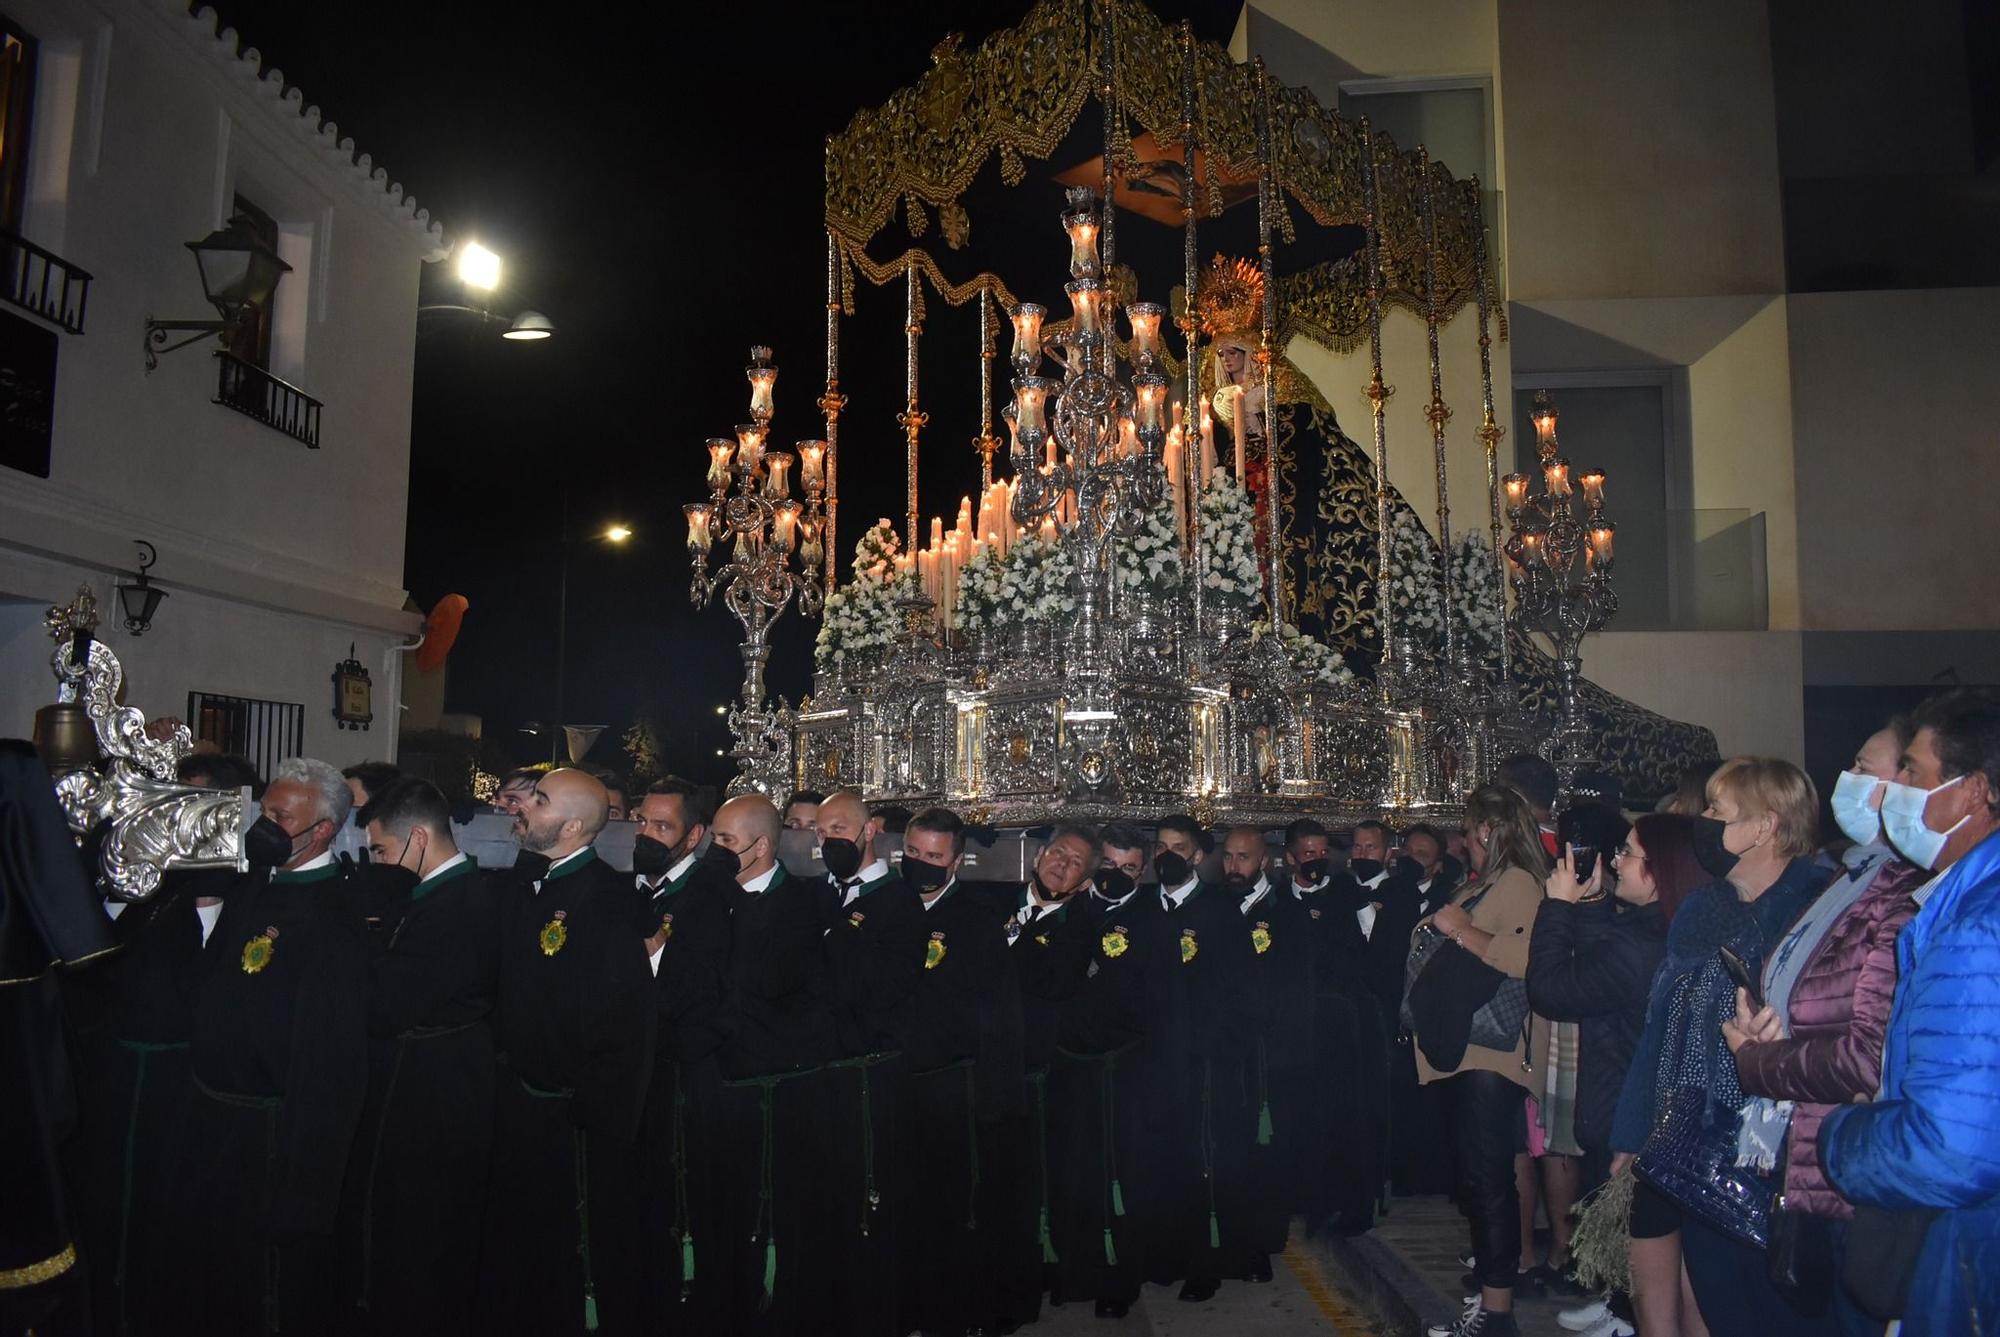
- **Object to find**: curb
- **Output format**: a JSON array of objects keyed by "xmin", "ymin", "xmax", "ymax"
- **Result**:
[{"xmin": 1309, "ymin": 1229, "xmax": 1464, "ymax": 1337}]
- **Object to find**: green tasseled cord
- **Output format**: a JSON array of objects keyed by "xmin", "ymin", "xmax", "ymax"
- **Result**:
[
  {"xmin": 574, "ymin": 1129, "xmax": 599, "ymax": 1332},
  {"xmin": 756, "ymin": 1081, "xmax": 778, "ymax": 1312},
  {"xmin": 1255, "ymin": 1038, "xmax": 1274, "ymax": 1147},
  {"xmin": 1031, "ymin": 1072, "xmax": 1058, "ymax": 1263},
  {"xmin": 762, "ymin": 1238, "xmax": 779, "ymax": 1306},
  {"xmin": 671, "ymin": 1069, "xmax": 694, "ymax": 1297},
  {"xmin": 1099, "ymin": 1055, "xmax": 1125, "ymax": 1265},
  {"xmin": 1102, "ymin": 1227, "xmax": 1119, "ymax": 1267}
]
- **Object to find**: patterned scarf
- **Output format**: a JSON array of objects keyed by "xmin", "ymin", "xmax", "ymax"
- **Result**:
[{"xmin": 1542, "ymin": 1019, "xmax": 1583, "ymax": 1156}]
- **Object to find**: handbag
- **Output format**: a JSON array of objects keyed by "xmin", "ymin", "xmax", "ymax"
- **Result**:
[
  {"xmin": 1634, "ymin": 1085, "xmax": 1775, "ymax": 1249},
  {"xmin": 1841, "ymin": 1203, "xmax": 1941, "ymax": 1321},
  {"xmin": 1765, "ymin": 1206, "xmax": 1835, "ymax": 1318},
  {"xmin": 1398, "ymin": 923, "xmax": 1453, "ymax": 1036},
  {"xmin": 1468, "ymin": 977, "xmax": 1530, "ymax": 1052}
]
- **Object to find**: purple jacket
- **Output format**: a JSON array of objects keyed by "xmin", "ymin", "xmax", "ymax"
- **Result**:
[{"xmin": 1733, "ymin": 847, "xmax": 1923, "ymax": 1218}]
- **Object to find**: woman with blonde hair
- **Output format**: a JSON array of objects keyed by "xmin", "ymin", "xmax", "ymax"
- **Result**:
[
  {"xmin": 1410, "ymin": 783, "xmax": 1549, "ymax": 1337},
  {"xmin": 1608, "ymin": 757, "xmax": 1830, "ymax": 1335}
]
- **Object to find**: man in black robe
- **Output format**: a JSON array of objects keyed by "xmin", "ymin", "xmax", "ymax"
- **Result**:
[
  {"xmin": 480, "ymin": 768, "xmax": 654, "ymax": 1337},
  {"xmin": 628, "ymin": 776, "xmax": 734, "ymax": 1332},
  {"xmin": 708, "ymin": 792, "xmax": 837, "ymax": 1335},
  {"xmin": 898, "ymin": 807, "xmax": 1023, "ymax": 1337},
  {"xmin": 814, "ymin": 788, "xmax": 925, "ymax": 1336},
  {"xmin": 342, "ymin": 778, "xmax": 500, "ymax": 1336},
  {"xmin": 163, "ymin": 756, "xmax": 369, "ymax": 1337}
]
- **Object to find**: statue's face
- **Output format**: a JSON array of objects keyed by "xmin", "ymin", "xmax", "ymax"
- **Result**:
[{"xmin": 1220, "ymin": 344, "xmax": 1247, "ymax": 378}]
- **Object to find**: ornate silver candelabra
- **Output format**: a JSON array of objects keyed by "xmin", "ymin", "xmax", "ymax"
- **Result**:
[
  {"xmin": 1502, "ymin": 390, "xmax": 1618, "ymax": 798},
  {"xmin": 685, "ymin": 346, "xmax": 827, "ymax": 798}
]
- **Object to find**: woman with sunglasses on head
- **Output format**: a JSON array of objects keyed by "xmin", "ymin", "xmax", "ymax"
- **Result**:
[{"xmin": 1530, "ymin": 813, "xmax": 1704, "ymax": 1336}]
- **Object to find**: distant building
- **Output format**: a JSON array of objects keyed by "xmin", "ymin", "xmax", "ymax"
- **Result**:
[{"xmin": 0, "ymin": 0, "xmax": 444, "ymax": 773}]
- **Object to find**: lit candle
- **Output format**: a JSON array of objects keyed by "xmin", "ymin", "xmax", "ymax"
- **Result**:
[
  {"xmin": 747, "ymin": 362, "xmax": 777, "ymax": 421},
  {"xmin": 1502, "ymin": 472, "xmax": 1531, "ymax": 513},
  {"xmin": 1016, "ymin": 378, "xmax": 1054, "ymax": 435},
  {"xmin": 799, "ymin": 519, "xmax": 822, "ymax": 570},
  {"xmin": 1126, "ymin": 302, "xmax": 1164, "ymax": 365},
  {"xmin": 1521, "ymin": 532, "xmax": 1545, "ymax": 566},
  {"xmin": 683, "ymin": 503, "xmax": 712, "ymax": 553},
  {"xmin": 1067, "ymin": 281, "xmax": 1101, "ymax": 341},
  {"xmin": 763, "ymin": 452, "xmax": 794, "ymax": 499},
  {"xmin": 1011, "ymin": 303, "xmax": 1045, "ymax": 369},
  {"xmin": 1579, "ymin": 470, "xmax": 1606, "ymax": 508},
  {"xmin": 771, "ymin": 500, "xmax": 800, "ymax": 552},
  {"xmin": 1532, "ymin": 393, "xmax": 1559, "ymax": 446},
  {"xmin": 1063, "ymin": 197, "xmax": 1100, "ymax": 277},
  {"xmin": 1235, "ymin": 423, "xmax": 1246, "ymax": 484},
  {"xmin": 1134, "ymin": 375, "xmax": 1168, "ymax": 433},
  {"xmin": 797, "ymin": 440, "xmax": 826, "ymax": 492},
  {"xmin": 735, "ymin": 424, "xmax": 766, "ymax": 476},
  {"xmin": 1589, "ymin": 521, "xmax": 1616, "ymax": 567},
  {"xmin": 1040, "ymin": 516, "xmax": 1058, "ymax": 543},
  {"xmin": 707, "ymin": 439, "xmax": 736, "ymax": 491},
  {"xmin": 1544, "ymin": 457, "xmax": 1571, "ymax": 499},
  {"xmin": 1119, "ymin": 416, "xmax": 1138, "ymax": 459}
]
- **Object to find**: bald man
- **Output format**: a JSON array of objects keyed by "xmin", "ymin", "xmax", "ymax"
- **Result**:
[
  {"xmin": 709, "ymin": 793, "xmax": 841, "ymax": 1333},
  {"xmin": 480, "ymin": 768, "xmax": 656, "ymax": 1337}
]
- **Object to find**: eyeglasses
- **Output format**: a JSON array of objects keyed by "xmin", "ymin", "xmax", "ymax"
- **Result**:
[{"xmin": 1615, "ymin": 842, "xmax": 1642, "ymax": 860}]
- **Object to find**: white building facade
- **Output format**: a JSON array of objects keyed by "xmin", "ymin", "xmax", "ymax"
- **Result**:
[{"xmin": 0, "ymin": 0, "xmax": 442, "ymax": 774}]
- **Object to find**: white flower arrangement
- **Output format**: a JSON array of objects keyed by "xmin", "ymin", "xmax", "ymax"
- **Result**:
[
  {"xmin": 1114, "ymin": 490, "xmax": 1186, "ymax": 602},
  {"xmin": 1450, "ymin": 530, "xmax": 1506, "ymax": 665},
  {"xmin": 1198, "ymin": 478, "xmax": 1262, "ymax": 612},
  {"xmin": 813, "ymin": 521, "xmax": 903, "ymax": 671},
  {"xmin": 1001, "ymin": 534, "xmax": 1079, "ymax": 624},
  {"xmin": 954, "ymin": 545, "xmax": 1013, "ymax": 634},
  {"xmin": 1252, "ymin": 618, "xmax": 1358, "ymax": 690},
  {"xmin": 1385, "ymin": 510, "xmax": 1445, "ymax": 647}
]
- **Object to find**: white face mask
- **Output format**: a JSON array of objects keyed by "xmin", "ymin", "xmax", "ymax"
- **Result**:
[
  {"xmin": 1880, "ymin": 774, "xmax": 1968, "ymax": 871},
  {"xmin": 1830, "ymin": 769, "xmax": 1886, "ymax": 847}
]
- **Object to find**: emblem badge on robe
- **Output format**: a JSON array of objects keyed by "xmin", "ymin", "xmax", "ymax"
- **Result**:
[
  {"xmin": 1251, "ymin": 922, "xmax": 1273, "ymax": 955},
  {"xmin": 241, "ymin": 926, "xmax": 279, "ymax": 974},
  {"xmin": 925, "ymin": 931, "xmax": 947, "ymax": 970},
  {"xmin": 849, "ymin": 909, "xmax": 866, "ymax": 927},
  {"xmin": 540, "ymin": 909, "xmax": 568, "ymax": 957},
  {"xmin": 1101, "ymin": 927, "xmax": 1129, "ymax": 959},
  {"xmin": 658, "ymin": 912, "xmax": 674, "ymax": 941},
  {"xmin": 1180, "ymin": 927, "xmax": 1199, "ymax": 964}
]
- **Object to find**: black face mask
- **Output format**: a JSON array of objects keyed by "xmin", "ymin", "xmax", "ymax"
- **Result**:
[
  {"xmin": 1298, "ymin": 857, "xmax": 1330, "ymax": 884},
  {"xmin": 1152, "ymin": 851, "xmax": 1192, "ymax": 889},
  {"xmin": 512, "ymin": 850, "xmax": 552, "ymax": 883},
  {"xmin": 1692, "ymin": 817, "xmax": 1740, "ymax": 879},
  {"xmin": 243, "ymin": 816, "xmax": 295, "ymax": 869},
  {"xmin": 902, "ymin": 858, "xmax": 952, "ymax": 892},
  {"xmin": 1349, "ymin": 858, "xmax": 1385, "ymax": 884},
  {"xmin": 701, "ymin": 841, "xmax": 742, "ymax": 880},
  {"xmin": 1096, "ymin": 867, "xmax": 1137, "ymax": 902},
  {"xmin": 820, "ymin": 836, "xmax": 864, "ymax": 881},
  {"xmin": 632, "ymin": 834, "xmax": 675, "ymax": 880}
]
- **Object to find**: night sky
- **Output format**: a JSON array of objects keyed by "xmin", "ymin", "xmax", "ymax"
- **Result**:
[{"xmin": 209, "ymin": 0, "xmax": 1245, "ymax": 784}]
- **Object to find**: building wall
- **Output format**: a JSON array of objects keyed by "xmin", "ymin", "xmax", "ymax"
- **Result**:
[
  {"xmin": 1583, "ymin": 630, "xmax": 1805, "ymax": 765},
  {"xmin": 0, "ymin": 0, "xmax": 432, "ymax": 768}
]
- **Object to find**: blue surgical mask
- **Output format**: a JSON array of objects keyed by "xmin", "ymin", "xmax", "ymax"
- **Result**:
[
  {"xmin": 1829, "ymin": 769, "xmax": 1885, "ymax": 847},
  {"xmin": 1880, "ymin": 774, "xmax": 1967, "ymax": 871}
]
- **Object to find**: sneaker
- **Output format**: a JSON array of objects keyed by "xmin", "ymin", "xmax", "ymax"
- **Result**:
[
  {"xmin": 1557, "ymin": 1299, "xmax": 1611, "ymax": 1331},
  {"xmin": 1579, "ymin": 1316, "xmax": 1635, "ymax": 1337},
  {"xmin": 1457, "ymin": 1251, "xmax": 1478, "ymax": 1270},
  {"xmin": 1427, "ymin": 1298, "xmax": 1521, "ymax": 1337}
]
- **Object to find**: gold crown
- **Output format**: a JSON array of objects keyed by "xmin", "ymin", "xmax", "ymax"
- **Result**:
[{"xmin": 1195, "ymin": 255, "xmax": 1263, "ymax": 339}]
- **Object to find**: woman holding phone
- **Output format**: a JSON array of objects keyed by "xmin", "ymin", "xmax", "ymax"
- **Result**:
[{"xmin": 1722, "ymin": 722, "xmax": 1925, "ymax": 1334}]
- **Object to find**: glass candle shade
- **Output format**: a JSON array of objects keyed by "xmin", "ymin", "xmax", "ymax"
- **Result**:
[
  {"xmin": 1532, "ymin": 391, "xmax": 1559, "ymax": 446},
  {"xmin": 1544, "ymin": 457, "xmax": 1572, "ymax": 498},
  {"xmin": 771, "ymin": 500, "xmax": 801, "ymax": 553},
  {"xmin": 707, "ymin": 439, "xmax": 736, "ymax": 490},
  {"xmin": 735, "ymin": 424, "xmax": 766, "ymax": 476},
  {"xmin": 1118, "ymin": 416, "xmax": 1138, "ymax": 459},
  {"xmin": 1579, "ymin": 470, "xmax": 1607, "ymax": 508},
  {"xmin": 746, "ymin": 362, "xmax": 777, "ymax": 421},
  {"xmin": 1010, "ymin": 303, "xmax": 1045, "ymax": 368},
  {"xmin": 762, "ymin": 452, "xmax": 795, "ymax": 499},
  {"xmin": 796, "ymin": 440, "xmax": 826, "ymax": 492},
  {"xmin": 1521, "ymin": 531, "xmax": 1545, "ymax": 566},
  {"xmin": 1588, "ymin": 521, "xmax": 1616, "ymax": 567},
  {"xmin": 1133, "ymin": 375, "xmax": 1169, "ymax": 432},
  {"xmin": 1126, "ymin": 303, "xmax": 1164, "ymax": 364},
  {"xmin": 1067, "ymin": 281, "xmax": 1102, "ymax": 341},
  {"xmin": 1015, "ymin": 377, "xmax": 1057, "ymax": 435},
  {"xmin": 1063, "ymin": 202, "xmax": 1101, "ymax": 277},
  {"xmin": 799, "ymin": 519, "xmax": 823, "ymax": 570},
  {"xmin": 1502, "ymin": 472, "xmax": 1531, "ymax": 514},
  {"xmin": 683, "ymin": 503, "xmax": 712, "ymax": 553}
]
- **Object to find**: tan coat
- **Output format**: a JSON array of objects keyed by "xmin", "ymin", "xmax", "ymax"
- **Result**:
[{"xmin": 1413, "ymin": 865, "xmax": 1549, "ymax": 1093}]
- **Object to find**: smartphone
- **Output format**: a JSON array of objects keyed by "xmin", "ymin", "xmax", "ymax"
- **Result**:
[
  {"xmin": 1568, "ymin": 843, "xmax": 1598, "ymax": 881},
  {"xmin": 1718, "ymin": 945, "xmax": 1764, "ymax": 1010}
]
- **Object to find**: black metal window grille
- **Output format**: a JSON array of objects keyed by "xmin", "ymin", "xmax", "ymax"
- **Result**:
[
  {"xmin": 215, "ymin": 351, "xmax": 322, "ymax": 448},
  {"xmin": 187, "ymin": 691, "xmax": 305, "ymax": 782},
  {"xmin": 0, "ymin": 227, "xmax": 89, "ymax": 334}
]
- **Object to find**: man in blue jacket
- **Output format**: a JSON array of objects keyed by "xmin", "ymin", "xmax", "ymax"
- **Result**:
[{"xmin": 1821, "ymin": 689, "xmax": 2000, "ymax": 1337}]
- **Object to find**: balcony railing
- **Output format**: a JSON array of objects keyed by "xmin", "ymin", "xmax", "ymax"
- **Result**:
[
  {"xmin": 214, "ymin": 352, "xmax": 322, "ymax": 448},
  {"xmin": 0, "ymin": 227, "xmax": 92, "ymax": 334}
]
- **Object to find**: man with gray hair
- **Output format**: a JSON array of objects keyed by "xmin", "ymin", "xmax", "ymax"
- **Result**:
[{"xmin": 164, "ymin": 756, "xmax": 369, "ymax": 1334}]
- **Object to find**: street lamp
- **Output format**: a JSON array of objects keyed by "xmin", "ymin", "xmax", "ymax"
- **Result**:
[
  {"xmin": 418, "ymin": 242, "xmax": 555, "ymax": 342},
  {"xmin": 456, "ymin": 241, "xmax": 503, "ymax": 291},
  {"xmin": 142, "ymin": 216, "xmax": 294, "ymax": 370},
  {"xmin": 503, "ymin": 310, "xmax": 555, "ymax": 341}
]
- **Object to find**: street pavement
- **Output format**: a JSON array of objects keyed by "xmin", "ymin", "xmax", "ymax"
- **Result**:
[{"xmin": 1029, "ymin": 1238, "xmax": 1377, "ymax": 1335}]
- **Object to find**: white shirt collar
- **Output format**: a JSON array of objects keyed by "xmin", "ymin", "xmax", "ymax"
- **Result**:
[
  {"xmin": 420, "ymin": 851, "xmax": 470, "ymax": 886},
  {"xmin": 921, "ymin": 878, "xmax": 959, "ymax": 909},
  {"xmin": 547, "ymin": 847, "xmax": 592, "ymax": 874},
  {"xmin": 1161, "ymin": 875, "xmax": 1201, "ymax": 909},
  {"xmin": 1092, "ymin": 882, "xmax": 1137, "ymax": 910},
  {"xmin": 1290, "ymin": 873, "xmax": 1327, "ymax": 899},
  {"xmin": 642, "ymin": 849, "xmax": 699, "ymax": 892},
  {"xmin": 853, "ymin": 858, "xmax": 892, "ymax": 885},
  {"xmin": 1360, "ymin": 866, "xmax": 1391, "ymax": 890},
  {"xmin": 740, "ymin": 863, "xmax": 780, "ymax": 894},
  {"xmin": 1240, "ymin": 874, "xmax": 1272, "ymax": 915},
  {"xmin": 290, "ymin": 850, "xmax": 336, "ymax": 874}
]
